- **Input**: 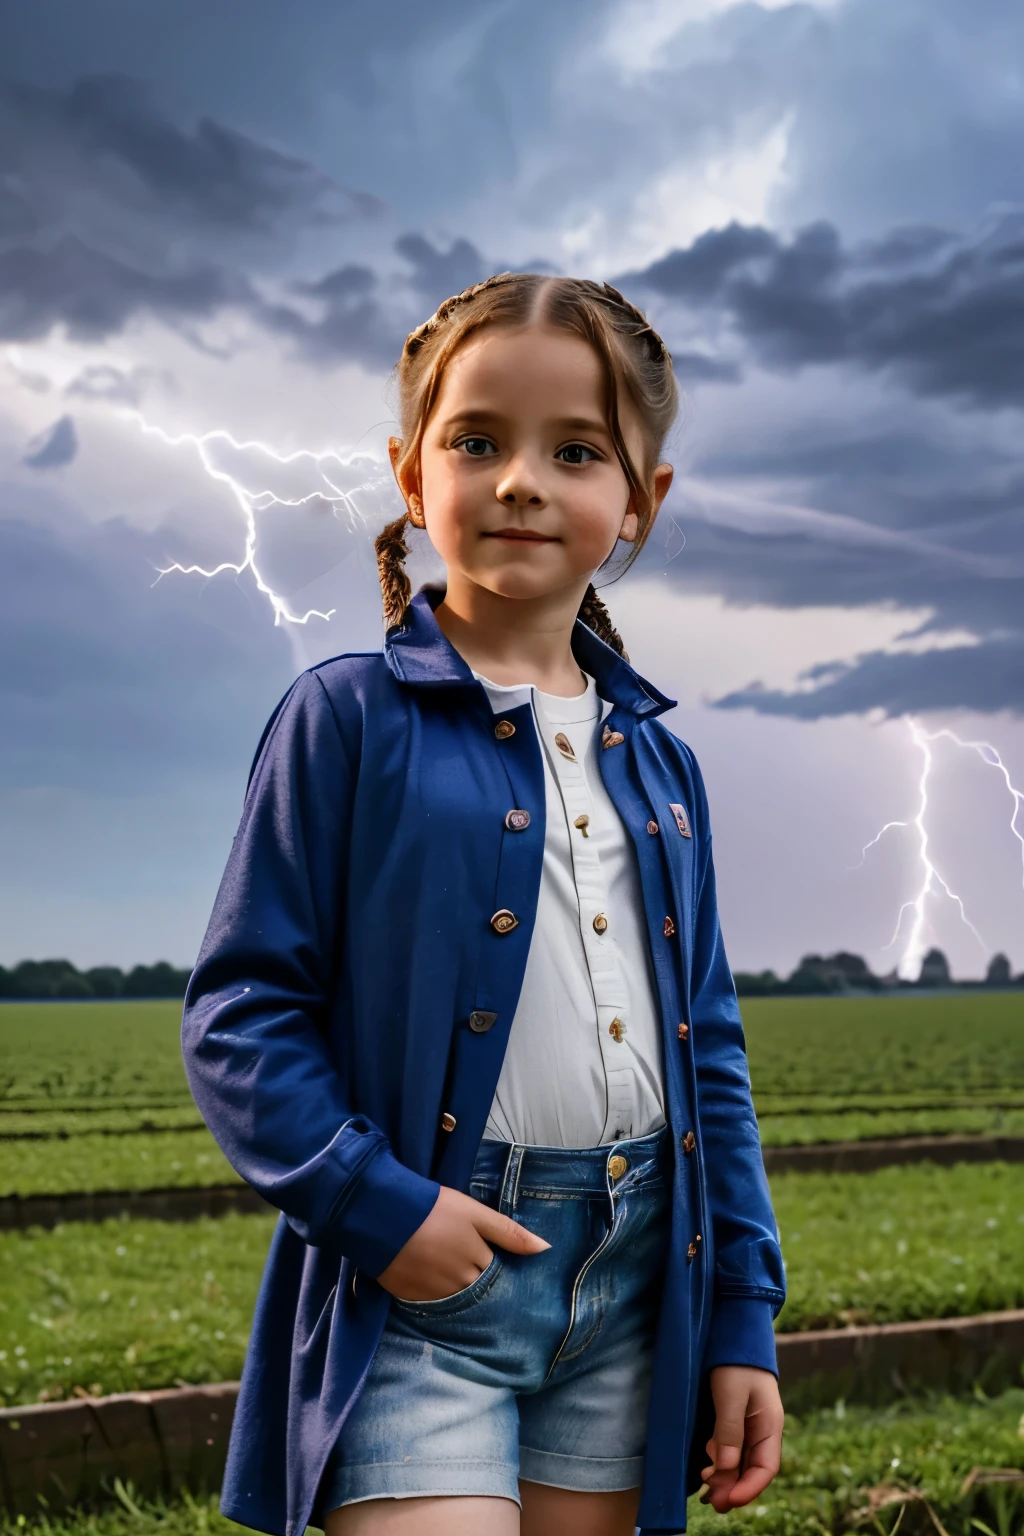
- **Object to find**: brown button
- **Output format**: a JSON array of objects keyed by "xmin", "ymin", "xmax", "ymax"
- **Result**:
[
  {"xmin": 573, "ymin": 814, "xmax": 590, "ymax": 837},
  {"xmin": 678, "ymin": 1021, "xmax": 689, "ymax": 1040},
  {"xmin": 687, "ymin": 1240, "xmax": 698, "ymax": 1262},
  {"xmin": 490, "ymin": 909, "xmax": 519, "ymax": 934},
  {"xmin": 663, "ymin": 915, "xmax": 676, "ymax": 937},
  {"xmin": 602, "ymin": 724, "xmax": 625, "ymax": 750},
  {"xmin": 608, "ymin": 1154, "xmax": 628, "ymax": 1180},
  {"xmin": 554, "ymin": 732, "xmax": 576, "ymax": 761},
  {"xmin": 647, "ymin": 820, "xmax": 659, "ymax": 835},
  {"xmin": 593, "ymin": 912, "xmax": 608, "ymax": 934},
  {"xmin": 682, "ymin": 1130, "xmax": 696, "ymax": 1154},
  {"xmin": 494, "ymin": 720, "xmax": 515, "ymax": 740},
  {"xmin": 669, "ymin": 802, "xmax": 693, "ymax": 839},
  {"xmin": 441, "ymin": 1112, "xmax": 457, "ymax": 1132},
  {"xmin": 505, "ymin": 808, "xmax": 530, "ymax": 831},
  {"xmin": 609, "ymin": 1018, "xmax": 626, "ymax": 1043},
  {"xmin": 469, "ymin": 1010, "xmax": 498, "ymax": 1033}
]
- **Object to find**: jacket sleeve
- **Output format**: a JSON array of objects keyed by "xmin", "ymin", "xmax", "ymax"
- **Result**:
[
  {"xmin": 181, "ymin": 670, "xmax": 440, "ymax": 1275},
  {"xmin": 687, "ymin": 756, "xmax": 786, "ymax": 1376}
]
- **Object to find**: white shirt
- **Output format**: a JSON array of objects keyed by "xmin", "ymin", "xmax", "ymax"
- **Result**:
[{"xmin": 474, "ymin": 670, "xmax": 667, "ymax": 1148}]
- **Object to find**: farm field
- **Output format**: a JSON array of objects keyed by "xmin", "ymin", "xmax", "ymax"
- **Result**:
[
  {"xmin": 3, "ymin": 1389, "xmax": 1021, "ymax": 1536},
  {"xmin": 2, "ymin": 1161, "xmax": 1022, "ymax": 1406},
  {"xmin": 0, "ymin": 1130, "xmax": 238, "ymax": 1198}
]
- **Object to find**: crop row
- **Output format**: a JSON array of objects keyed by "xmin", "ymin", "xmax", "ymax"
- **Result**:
[{"xmin": 0, "ymin": 1161, "xmax": 1021, "ymax": 1408}]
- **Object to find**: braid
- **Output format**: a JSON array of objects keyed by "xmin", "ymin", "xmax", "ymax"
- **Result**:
[
  {"xmin": 578, "ymin": 583, "xmax": 628, "ymax": 661},
  {"xmin": 403, "ymin": 272, "xmax": 518, "ymax": 358},
  {"xmin": 375, "ymin": 511, "xmax": 412, "ymax": 631},
  {"xmin": 588, "ymin": 280, "xmax": 674, "ymax": 367}
]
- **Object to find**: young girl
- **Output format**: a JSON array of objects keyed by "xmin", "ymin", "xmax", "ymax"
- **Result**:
[{"xmin": 182, "ymin": 274, "xmax": 786, "ymax": 1536}]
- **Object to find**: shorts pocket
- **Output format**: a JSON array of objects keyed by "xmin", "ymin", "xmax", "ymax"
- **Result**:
[{"xmin": 391, "ymin": 1251, "xmax": 503, "ymax": 1317}]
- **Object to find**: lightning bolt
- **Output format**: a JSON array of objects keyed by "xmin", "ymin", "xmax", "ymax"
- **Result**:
[
  {"xmin": 122, "ymin": 410, "xmax": 391, "ymax": 626},
  {"xmin": 859, "ymin": 716, "xmax": 1024, "ymax": 979}
]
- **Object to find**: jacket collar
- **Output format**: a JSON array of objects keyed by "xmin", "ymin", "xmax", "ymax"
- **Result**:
[{"xmin": 385, "ymin": 584, "xmax": 676, "ymax": 720}]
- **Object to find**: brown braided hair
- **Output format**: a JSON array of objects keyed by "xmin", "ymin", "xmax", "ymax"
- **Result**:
[{"xmin": 376, "ymin": 273, "xmax": 678, "ymax": 657}]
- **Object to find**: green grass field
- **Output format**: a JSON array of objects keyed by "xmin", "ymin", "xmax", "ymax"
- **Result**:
[
  {"xmin": 1, "ymin": 1161, "xmax": 1022, "ymax": 1407},
  {"xmin": 0, "ymin": 994, "xmax": 1022, "ymax": 1199},
  {"xmin": 3, "ymin": 1390, "xmax": 1021, "ymax": 1536}
]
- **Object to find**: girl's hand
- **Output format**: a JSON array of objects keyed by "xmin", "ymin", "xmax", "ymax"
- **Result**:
[
  {"xmin": 376, "ymin": 1184, "xmax": 551, "ymax": 1302},
  {"xmin": 701, "ymin": 1366, "xmax": 784, "ymax": 1512}
]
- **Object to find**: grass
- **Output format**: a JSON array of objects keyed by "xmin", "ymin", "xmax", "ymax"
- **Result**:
[
  {"xmin": 774, "ymin": 1161, "xmax": 1024, "ymax": 1332},
  {"xmin": 0, "ymin": 1131, "xmax": 239, "ymax": 1198},
  {"xmin": 1, "ymin": 1162, "xmax": 1022, "ymax": 1406},
  {"xmin": 742, "ymin": 993, "xmax": 1024, "ymax": 1103},
  {"xmin": 1, "ymin": 1391, "xmax": 1021, "ymax": 1535},
  {"xmin": 759, "ymin": 1106, "xmax": 1024, "ymax": 1147},
  {"xmin": 0, "ymin": 1003, "xmax": 190, "ymax": 1109},
  {"xmin": 0, "ymin": 1213, "xmax": 274, "ymax": 1407}
]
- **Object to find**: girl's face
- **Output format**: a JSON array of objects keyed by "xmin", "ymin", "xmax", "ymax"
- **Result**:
[{"xmin": 396, "ymin": 325, "xmax": 672, "ymax": 606}]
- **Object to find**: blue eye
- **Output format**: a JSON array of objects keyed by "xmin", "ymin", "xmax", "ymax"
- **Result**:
[
  {"xmin": 458, "ymin": 437, "xmax": 495, "ymax": 456},
  {"xmin": 557, "ymin": 443, "xmax": 599, "ymax": 465}
]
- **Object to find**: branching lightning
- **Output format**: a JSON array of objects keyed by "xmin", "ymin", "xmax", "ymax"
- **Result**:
[
  {"xmin": 124, "ymin": 410, "xmax": 390, "ymax": 626},
  {"xmin": 859, "ymin": 716, "xmax": 1024, "ymax": 979}
]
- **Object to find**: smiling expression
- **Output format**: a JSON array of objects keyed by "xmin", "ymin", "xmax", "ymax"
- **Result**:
[{"xmin": 400, "ymin": 325, "xmax": 663, "ymax": 605}]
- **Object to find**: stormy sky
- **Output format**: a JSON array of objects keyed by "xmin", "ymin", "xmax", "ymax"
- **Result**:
[{"xmin": 2, "ymin": 0, "xmax": 1023, "ymax": 979}]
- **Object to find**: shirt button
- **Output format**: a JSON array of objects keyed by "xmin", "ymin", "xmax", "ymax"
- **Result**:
[
  {"xmin": 505, "ymin": 808, "xmax": 530, "ymax": 831},
  {"xmin": 678, "ymin": 1021, "xmax": 689, "ymax": 1041},
  {"xmin": 593, "ymin": 912, "xmax": 608, "ymax": 934},
  {"xmin": 469, "ymin": 1010, "xmax": 498, "ymax": 1033},
  {"xmin": 494, "ymin": 720, "xmax": 515, "ymax": 740},
  {"xmin": 682, "ymin": 1130, "xmax": 696, "ymax": 1154},
  {"xmin": 663, "ymin": 915, "xmax": 676, "ymax": 937},
  {"xmin": 609, "ymin": 1018, "xmax": 626, "ymax": 1042},
  {"xmin": 441, "ymin": 1112, "xmax": 457, "ymax": 1132},
  {"xmin": 573, "ymin": 814, "xmax": 590, "ymax": 837},
  {"xmin": 647, "ymin": 820, "xmax": 659, "ymax": 835},
  {"xmin": 608, "ymin": 1154, "xmax": 628, "ymax": 1180},
  {"xmin": 554, "ymin": 732, "xmax": 576, "ymax": 761},
  {"xmin": 490, "ymin": 909, "xmax": 519, "ymax": 934}
]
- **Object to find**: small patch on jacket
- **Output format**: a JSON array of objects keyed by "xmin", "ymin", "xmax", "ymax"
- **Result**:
[{"xmin": 668, "ymin": 802, "xmax": 692, "ymax": 838}]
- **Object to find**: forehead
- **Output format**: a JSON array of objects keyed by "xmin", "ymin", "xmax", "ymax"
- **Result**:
[{"xmin": 436, "ymin": 324, "xmax": 607, "ymax": 411}]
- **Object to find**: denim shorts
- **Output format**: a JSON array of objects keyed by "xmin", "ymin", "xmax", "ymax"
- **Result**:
[{"xmin": 322, "ymin": 1125, "xmax": 673, "ymax": 1510}]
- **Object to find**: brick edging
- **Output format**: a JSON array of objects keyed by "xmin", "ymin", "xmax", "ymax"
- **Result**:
[
  {"xmin": 762, "ymin": 1133, "xmax": 1024, "ymax": 1174},
  {"xmin": 0, "ymin": 1185, "xmax": 271, "ymax": 1231},
  {"xmin": 3, "ymin": 1311, "xmax": 1024, "ymax": 1514}
]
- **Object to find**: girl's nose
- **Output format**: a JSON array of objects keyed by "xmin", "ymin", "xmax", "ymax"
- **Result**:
[{"xmin": 495, "ymin": 456, "xmax": 547, "ymax": 507}]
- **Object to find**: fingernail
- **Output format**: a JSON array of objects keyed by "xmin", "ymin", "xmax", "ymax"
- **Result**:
[
  {"xmin": 697, "ymin": 1483, "xmax": 711, "ymax": 1502},
  {"xmin": 536, "ymin": 1239, "xmax": 552, "ymax": 1250}
]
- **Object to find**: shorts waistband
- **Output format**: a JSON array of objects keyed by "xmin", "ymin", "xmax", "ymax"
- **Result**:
[{"xmin": 471, "ymin": 1124, "xmax": 672, "ymax": 1198}]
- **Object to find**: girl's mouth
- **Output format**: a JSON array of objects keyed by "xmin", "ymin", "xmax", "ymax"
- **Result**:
[{"xmin": 485, "ymin": 528, "xmax": 558, "ymax": 543}]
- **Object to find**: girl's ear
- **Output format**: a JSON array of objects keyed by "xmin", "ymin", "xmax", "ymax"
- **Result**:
[
  {"xmin": 389, "ymin": 434, "xmax": 424, "ymax": 523},
  {"xmin": 619, "ymin": 465, "xmax": 673, "ymax": 543}
]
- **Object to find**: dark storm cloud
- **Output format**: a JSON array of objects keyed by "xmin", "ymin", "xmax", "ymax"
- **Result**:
[
  {"xmin": 22, "ymin": 415, "xmax": 78, "ymax": 469},
  {"xmin": 0, "ymin": 235, "xmax": 249, "ymax": 344},
  {"xmin": 714, "ymin": 639, "xmax": 1024, "ymax": 719},
  {"xmin": 622, "ymin": 211, "xmax": 1024, "ymax": 410},
  {"xmin": 0, "ymin": 506, "xmax": 292, "ymax": 795},
  {"xmin": 0, "ymin": 74, "xmax": 377, "ymax": 241},
  {"xmin": 0, "ymin": 73, "xmax": 380, "ymax": 350}
]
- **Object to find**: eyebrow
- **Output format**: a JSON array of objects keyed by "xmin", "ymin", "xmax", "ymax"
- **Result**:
[{"xmin": 440, "ymin": 410, "xmax": 612, "ymax": 437}]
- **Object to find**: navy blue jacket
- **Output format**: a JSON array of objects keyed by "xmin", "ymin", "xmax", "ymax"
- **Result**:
[{"xmin": 181, "ymin": 585, "xmax": 785, "ymax": 1536}]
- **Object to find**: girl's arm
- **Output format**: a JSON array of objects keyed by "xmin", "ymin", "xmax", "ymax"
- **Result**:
[
  {"xmin": 181, "ymin": 670, "xmax": 440, "ymax": 1277},
  {"xmin": 687, "ymin": 758, "xmax": 786, "ymax": 1375}
]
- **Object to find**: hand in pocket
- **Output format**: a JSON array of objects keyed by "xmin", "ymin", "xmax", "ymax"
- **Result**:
[{"xmin": 377, "ymin": 1184, "xmax": 550, "ymax": 1303}]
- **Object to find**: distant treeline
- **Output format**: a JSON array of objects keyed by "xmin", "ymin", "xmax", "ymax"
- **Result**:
[
  {"xmin": 734, "ymin": 947, "xmax": 1024, "ymax": 997},
  {"xmin": 3, "ymin": 948, "xmax": 1022, "ymax": 1003},
  {"xmin": 0, "ymin": 958, "xmax": 192, "ymax": 1000}
]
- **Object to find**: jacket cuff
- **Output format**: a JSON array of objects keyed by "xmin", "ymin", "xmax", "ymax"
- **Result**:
[
  {"xmin": 330, "ymin": 1140, "xmax": 441, "ymax": 1278},
  {"xmin": 702, "ymin": 1296, "xmax": 779, "ymax": 1377}
]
